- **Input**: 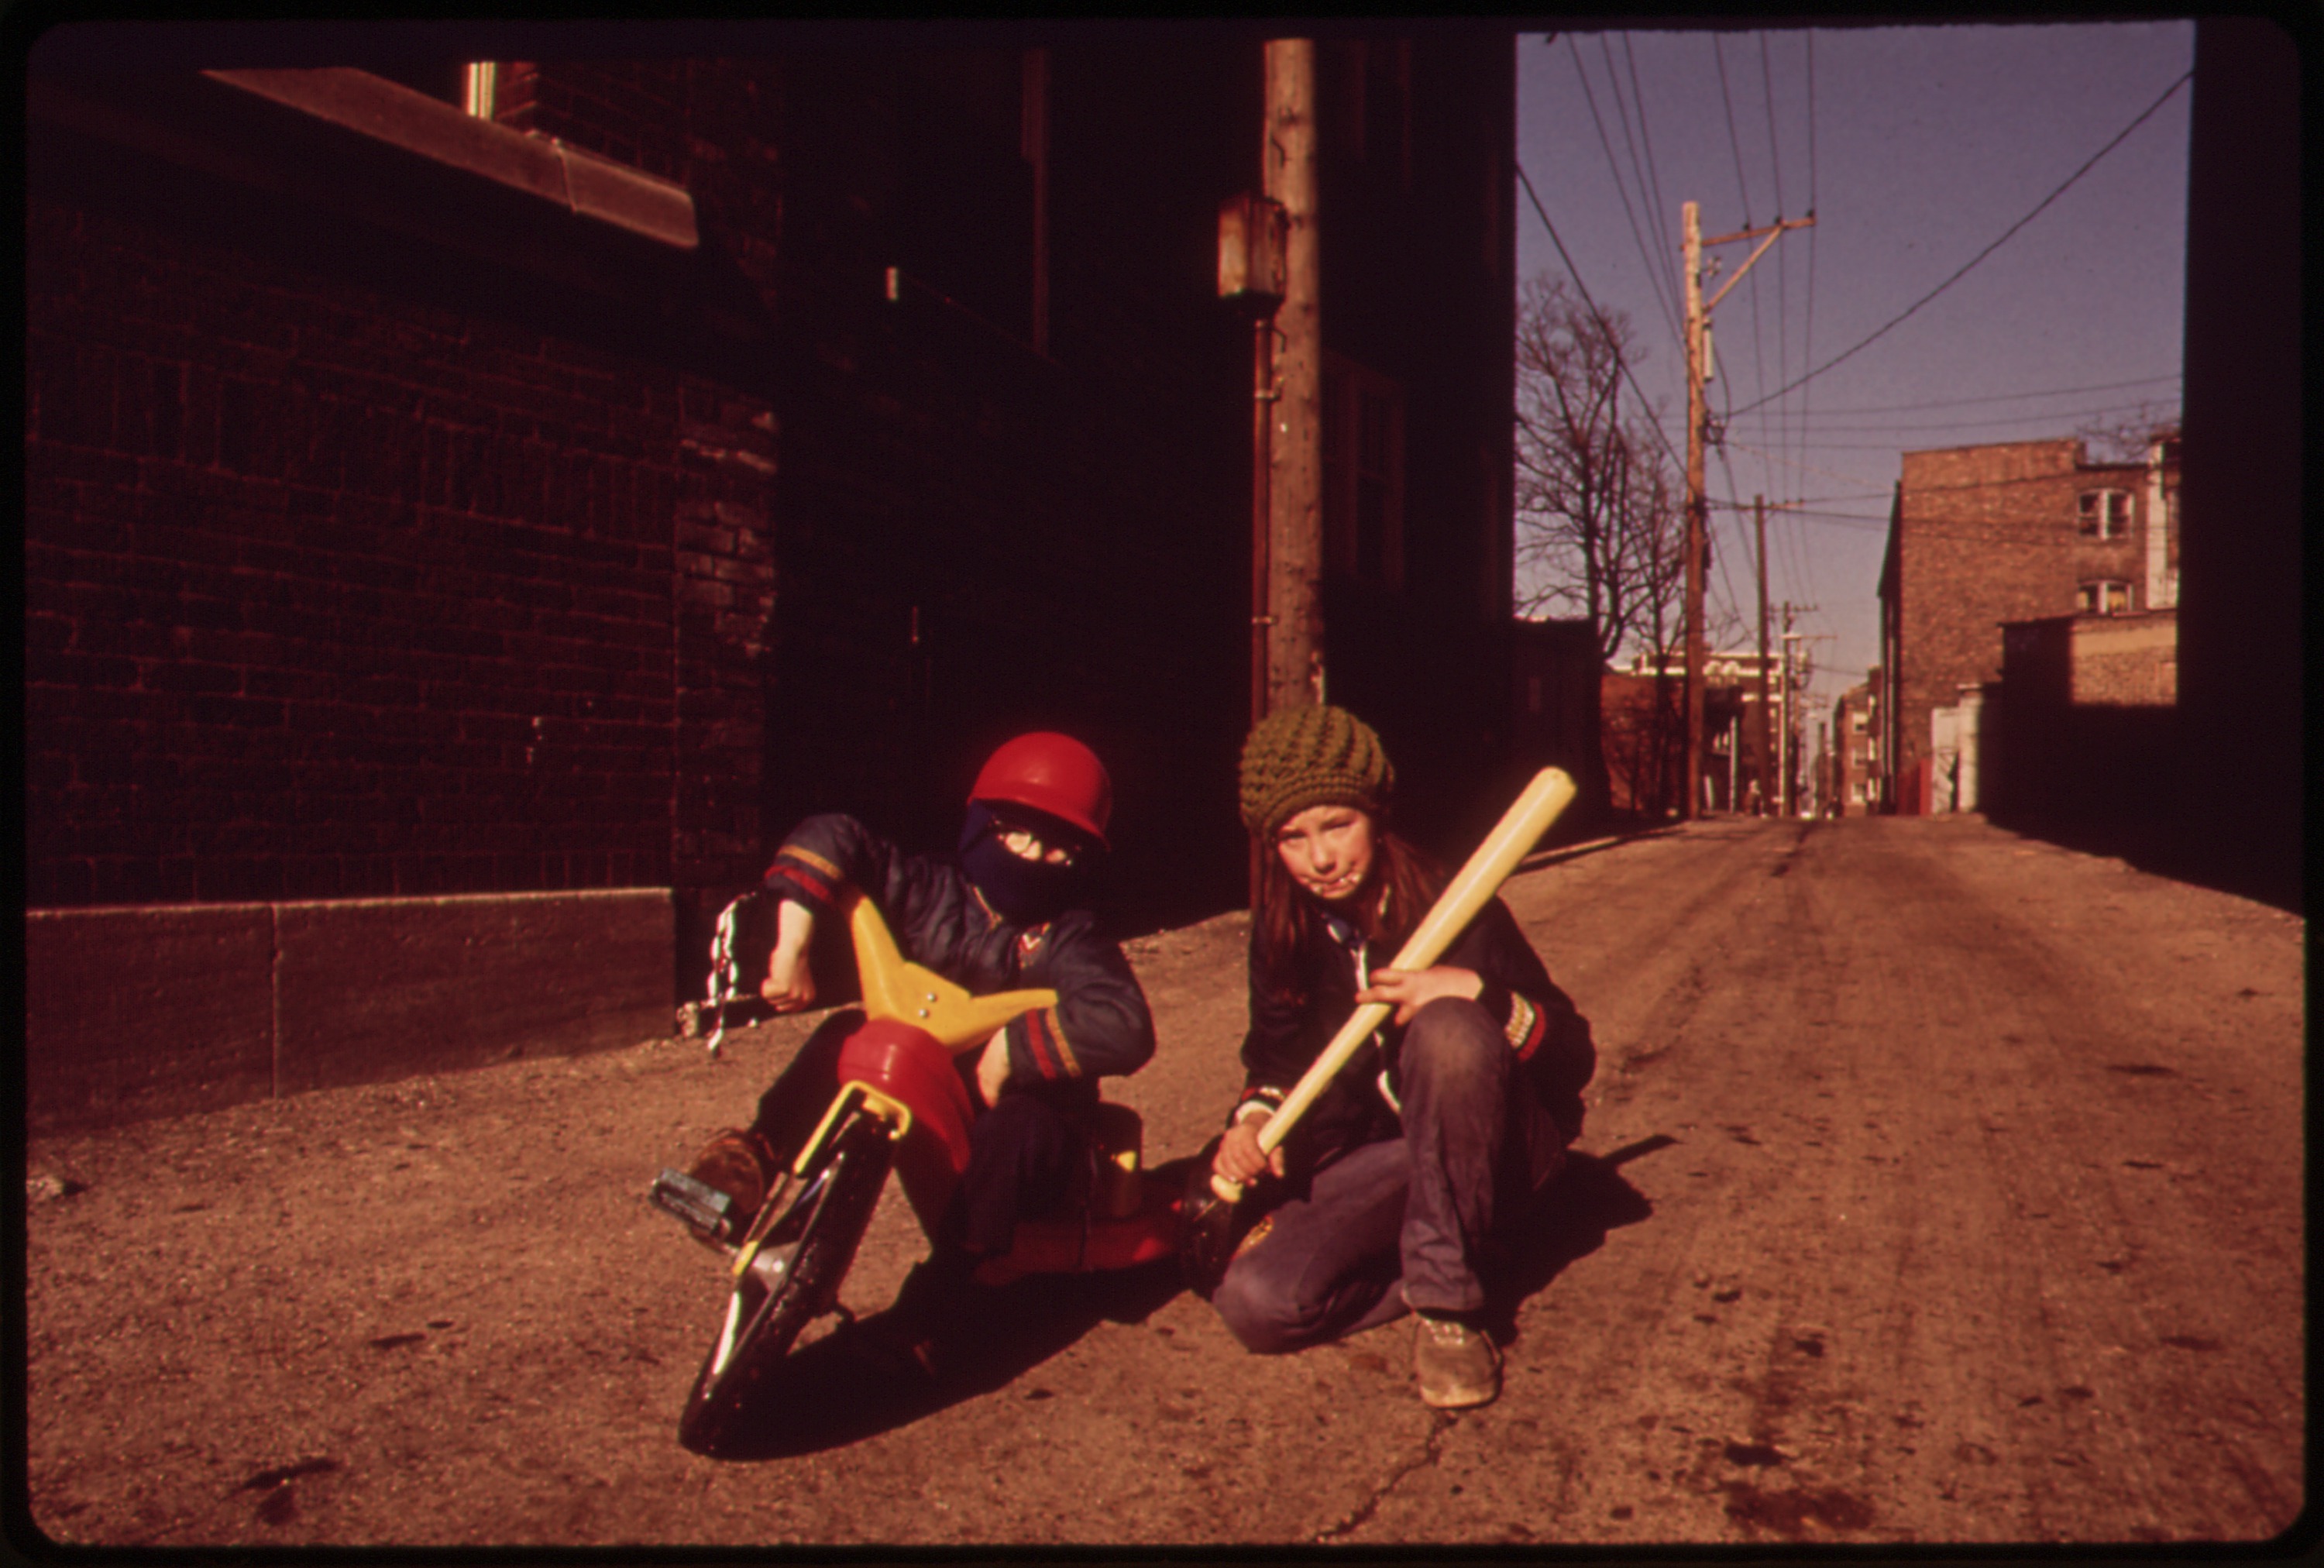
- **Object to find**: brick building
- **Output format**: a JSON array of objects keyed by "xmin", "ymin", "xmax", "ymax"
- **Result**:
[
  {"xmin": 1598, "ymin": 647, "xmax": 1786, "ymax": 818},
  {"xmin": 1829, "ymin": 678, "xmax": 1878, "ymax": 817},
  {"xmin": 1874, "ymin": 435, "xmax": 2179, "ymax": 813},
  {"xmin": 24, "ymin": 23, "xmax": 1521, "ymax": 1129}
]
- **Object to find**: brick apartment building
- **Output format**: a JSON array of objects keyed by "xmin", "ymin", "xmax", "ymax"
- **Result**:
[
  {"xmin": 1598, "ymin": 647, "xmax": 1789, "ymax": 818},
  {"xmin": 1829, "ymin": 677, "xmax": 1878, "ymax": 816},
  {"xmin": 1874, "ymin": 435, "xmax": 2179, "ymax": 813},
  {"xmin": 24, "ymin": 22, "xmax": 1524, "ymax": 1130}
]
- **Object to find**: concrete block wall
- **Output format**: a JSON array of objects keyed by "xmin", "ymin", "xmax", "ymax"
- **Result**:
[
  {"xmin": 22, "ymin": 891, "xmax": 672, "ymax": 1134},
  {"xmin": 2069, "ymin": 613, "xmax": 2178, "ymax": 707}
]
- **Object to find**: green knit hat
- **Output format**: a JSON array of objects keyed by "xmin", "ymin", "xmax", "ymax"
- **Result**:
[{"xmin": 1238, "ymin": 703, "xmax": 1395, "ymax": 838}]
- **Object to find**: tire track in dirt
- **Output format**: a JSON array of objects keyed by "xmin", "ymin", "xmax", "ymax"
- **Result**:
[
  {"xmin": 1486, "ymin": 820, "xmax": 1872, "ymax": 1540},
  {"xmin": 1772, "ymin": 823, "xmax": 2298, "ymax": 1543},
  {"xmin": 1467, "ymin": 817, "xmax": 2299, "ymax": 1546},
  {"xmin": 1858, "ymin": 830, "xmax": 2300, "ymax": 1542}
]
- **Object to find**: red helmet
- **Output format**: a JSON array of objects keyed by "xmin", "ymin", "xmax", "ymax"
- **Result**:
[{"xmin": 969, "ymin": 732, "xmax": 1112, "ymax": 849}]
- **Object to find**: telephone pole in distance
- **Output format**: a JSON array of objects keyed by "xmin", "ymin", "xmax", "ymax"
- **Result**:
[{"xmin": 1681, "ymin": 205, "xmax": 1813, "ymax": 820}]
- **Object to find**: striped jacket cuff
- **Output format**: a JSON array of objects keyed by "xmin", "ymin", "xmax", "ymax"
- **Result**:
[
  {"xmin": 1229, "ymin": 1087, "xmax": 1285, "ymax": 1128},
  {"xmin": 766, "ymin": 846, "xmax": 844, "ymax": 909},
  {"xmin": 1011, "ymin": 1006, "xmax": 1084, "ymax": 1081},
  {"xmin": 1477, "ymin": 981, "xmax": 1549, "ymax": 1061}
]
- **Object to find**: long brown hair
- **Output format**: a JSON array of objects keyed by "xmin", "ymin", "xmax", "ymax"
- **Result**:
[{"xmin": 1254, "ymin": 812, "xmax": 1448, "ymax": 1002}]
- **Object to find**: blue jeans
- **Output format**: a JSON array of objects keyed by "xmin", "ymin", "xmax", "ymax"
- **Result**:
[{"xmin": 1212, "ymin": 996, "xmax": 1566, "ymax": 1353}]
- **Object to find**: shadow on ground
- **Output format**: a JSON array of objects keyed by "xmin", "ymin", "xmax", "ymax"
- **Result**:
[
  {"xmin": 696, "ymin": 1140, "xmax": 1668, "ymax": 1460},
  {"xmin": 1483, "ymin": 1133, "xmax": 1669, "ymax": 1345},
  {"xmin": 700, "ymin": 1160, "xmax": 1205, "ymax": 1461}
]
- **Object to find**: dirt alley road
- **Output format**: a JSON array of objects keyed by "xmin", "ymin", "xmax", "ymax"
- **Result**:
[{"xmin": 18, "ymin": 813, "xmax": 2305, "ymax": 1549}]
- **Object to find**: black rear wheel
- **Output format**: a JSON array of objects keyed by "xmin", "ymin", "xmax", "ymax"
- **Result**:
[{"xmin": 677, "ymin": 1112, "xmax": 893, "ymax": 1453}]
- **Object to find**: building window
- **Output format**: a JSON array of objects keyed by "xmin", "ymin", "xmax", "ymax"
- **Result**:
[
  {"xmin": 2078, "ymin": 489, "xmax": 2132, "ymax": 539},
  {"xmin": 2078, "ymin": 579, "xmax": 2133, "ymax": 615},
  {"xmin": 1322, "ymin": 353, "xmax": 1405, "ymax": 590}
]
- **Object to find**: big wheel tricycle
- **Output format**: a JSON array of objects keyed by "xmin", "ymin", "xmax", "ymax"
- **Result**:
[{"xmin": 652, "ymin": 888, "xmax": 1184, "ymax": 1453}]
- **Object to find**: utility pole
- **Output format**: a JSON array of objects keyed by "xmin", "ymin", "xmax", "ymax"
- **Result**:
[
  {"xmin": 1681, "ymin": 206, "xmax": 1813, "ymax": 822},
  {"xmin": 1755, "ymin": 494, "xmax": 1771, "ymax": 817},
  {"xmin": 1218, "ymin": 189, "xmax": 1287, "ymax": 908},
  {"xmin": 1774, "ymin": 607, "xmax": 1831, "ymax": 817},
  {"xmin": 1681, "ymin": 203, "xmax": 1707, "ymax": 820},
  {"xmin": 1263, "ymin": 40, "xmax": 1324, "ymax": 716},
  {"xmin": 1780, "ymin": 605, "xmax": 1797, "ymax": 817}
]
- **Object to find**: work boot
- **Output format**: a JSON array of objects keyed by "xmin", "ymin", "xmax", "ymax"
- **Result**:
[
  {"xmin": 679, "ymin": 1126, "xmax": 779, "ymax": 1243},
  {"xmin": 1413, "ymin": 1312, "xmax": 1501, "ymax": 1410}
]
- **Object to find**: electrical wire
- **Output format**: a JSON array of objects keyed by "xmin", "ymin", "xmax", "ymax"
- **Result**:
[
  {"xmin": 1566, "ymin": 34, "xmax": 1686, "ymax": 354},
  {"xmin": 1800, "ymin": 31, "xmax": 1820, "ymax": 530},
  {"xmin": 1726, "ymin": 68, "xmax": 2195, "ymax": 419},
  {"xmin": 1619, "ymin": 33, "xmax": 1682, "ymax": 317},
  {"xmin": 1817, "ymin": 373, "xmax": 2180, "ymax": 414},
  {"xmin": 1513, "ymin": 160, "xmax": 1689, "ymax": 476},
  {"xmin": 1713, "ymin": 35, "xmax": 1753, "ymax": 224}
]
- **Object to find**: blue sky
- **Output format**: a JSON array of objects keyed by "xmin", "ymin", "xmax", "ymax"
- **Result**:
[{"xmin": 1514, "ymin": 19, "xmax": 2197, "ymax": 717}]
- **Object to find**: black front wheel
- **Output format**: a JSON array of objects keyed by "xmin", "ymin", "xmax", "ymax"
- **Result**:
[{"xmin": 677, "ymin": 1112, "xmax": 893, "ymax": 1453}]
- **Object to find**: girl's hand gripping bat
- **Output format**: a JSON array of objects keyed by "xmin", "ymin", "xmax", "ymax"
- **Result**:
[{"xmin": 1211, "ymin": 767, "xmax": 1576, "ymax": 1203}]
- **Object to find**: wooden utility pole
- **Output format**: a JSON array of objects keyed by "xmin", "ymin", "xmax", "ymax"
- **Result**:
[
  {"xmin": 1681, "ymin": 206, "xmax": 1813, "ymax": 822},
  {"xmin": 1780, "ymin": 603, "xmax": 1796, "ymax": 817},
  {"xmin": 1263, "ymin": 40, "xmax": 1324, "ymax": 715},
  {"xmin": 1755, "ymin": 494, "xmax": 1771, "ymax": 815},
  {"xmin": 1681, "ymin": 202, "xmax": 1707, "ymax": 820}
]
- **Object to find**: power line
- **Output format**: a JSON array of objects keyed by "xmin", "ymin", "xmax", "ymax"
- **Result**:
[
  {"xmin": 1817, "ymin": 373, "xmax": 2180, "ymax": 414},
  {"xmin": 1566, "ymin": 34, "xmax": 1686, "ymax": 354},
  {"xmin": 1713, "ymin": 34, "xmax": 1753, "ymax": 223},
  {"xmin": 1725, "ymin": 68, "xmax": 2195, "ymax": 421},
  {"xmin": 1800, "ymin": 31, "xmax": 1820, "ymax": 522},
  {"xmin": 1793, "ymin": 400, "xmax": 2182, "ymax": 435},
  {"xmin": 1513, "ymin": 160, "xmax": 1689, "ymax": 474},
  {"xmin": 1618, "ymin": 33, "xmax": 1680, "ymax": 314}
]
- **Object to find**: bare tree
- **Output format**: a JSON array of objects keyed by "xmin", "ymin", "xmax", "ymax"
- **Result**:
[
  {"xmin": 1515, "ymin": 274, "xmax": 1697, "ymax": 818},
  {"xmin": 1513, "ymin": 274, "xmax": 1689, "ymax": 669},
  {"xmin": 2075, "ymin": 402, "xmax": 2181, "ymax": 464}
]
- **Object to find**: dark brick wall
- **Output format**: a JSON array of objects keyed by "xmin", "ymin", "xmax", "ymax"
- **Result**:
[
  {"xmin": 24, "ymin": 160, "xmax": 775, "ymax": 920},
  {"xmin": 26, "ymin": 31, "xmax": 1520, "ymax": 968}
]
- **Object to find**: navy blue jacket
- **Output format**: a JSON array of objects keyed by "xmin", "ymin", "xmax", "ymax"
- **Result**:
[
  {"xmin": 762, "ymin": 814, "xmax": 1156, "ymax": 1109},
  {"xmin": 1235, "ymin": 897, "xmax": 1594, "ymax": 1173}
]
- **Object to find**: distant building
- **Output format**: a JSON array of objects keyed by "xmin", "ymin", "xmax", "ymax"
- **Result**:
[
  {"xmin": 1875, "ymin": 435, "xmax": 2178, "ymax": 813},
  {"xmin": 1601, "ymin": 646, "xmax": 1791, "ymax": 817},
  {"xmin": 1830, "ymin": 678, "xmax": 1878, "ymax": 816}
]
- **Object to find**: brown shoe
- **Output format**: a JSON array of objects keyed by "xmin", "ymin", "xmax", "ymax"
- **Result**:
[
  {"xmin": 1414, "ymin": 1313, "xmax": 1501, "ymax": 1409},
  {"xmin": 681, "ymin": 1127, "xmax": 777, "ymax": 1241}
]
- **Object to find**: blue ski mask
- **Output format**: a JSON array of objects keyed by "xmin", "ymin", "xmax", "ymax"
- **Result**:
[{"xmin": 957, "ymin": 802, "xmax": 1094, "ymax": 925}]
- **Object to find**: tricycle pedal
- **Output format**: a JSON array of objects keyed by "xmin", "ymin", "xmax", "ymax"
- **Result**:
[{"xmin": 652, "ymin": 1167, "xmax": 737, "ymax": 1240}]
